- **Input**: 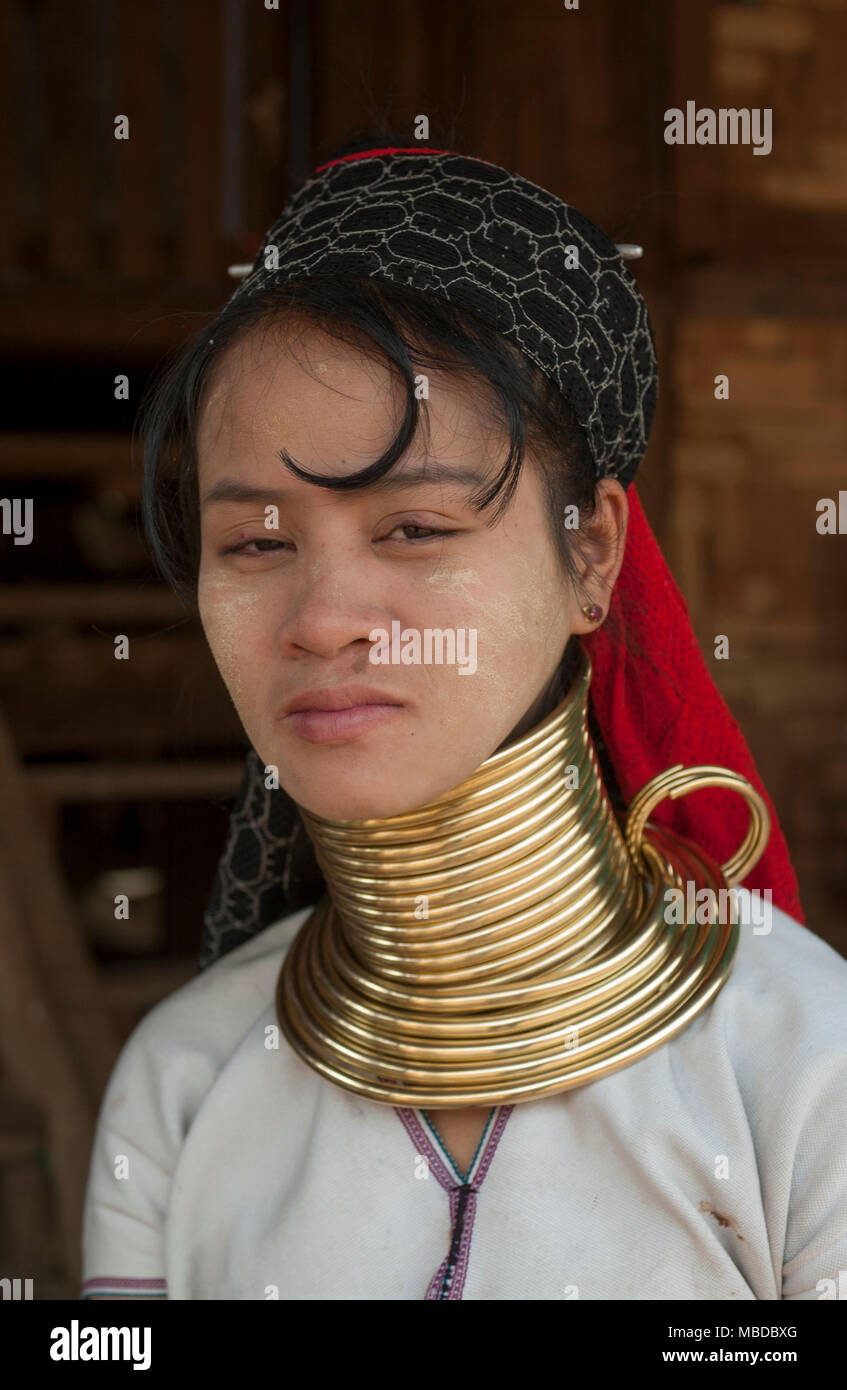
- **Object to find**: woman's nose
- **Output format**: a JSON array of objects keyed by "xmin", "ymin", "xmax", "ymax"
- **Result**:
[{"xmin": 278, "ymin": 553, "xmax": 390, "ymax": 658}]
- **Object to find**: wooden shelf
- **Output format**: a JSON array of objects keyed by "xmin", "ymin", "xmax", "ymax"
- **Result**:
[
  {"xmin": 0, "ymin": 283, "xmax": 228, "ymax": 356},
  {"xmin": 25, "ymin": 760, "xmax": 244, "ymax": 802},
  {"xmin": 0, "ymin": 583, "xmax": 189, "ymax": 625},
  {"xmin": 0, "ymin": 629, "xmax": 242, "ymax": 755},
  {"xmin": 678, "ymin": 267, "xmax": 847, "ymax": 320},
  {"xmin": 0, "ymin": 432, "xmax": 137, "ymax": 483}
]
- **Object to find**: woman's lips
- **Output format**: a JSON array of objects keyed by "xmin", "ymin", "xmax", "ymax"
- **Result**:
[{"xmin": 282, "ymin": 703, "xmax": 405, "ymax": 744}]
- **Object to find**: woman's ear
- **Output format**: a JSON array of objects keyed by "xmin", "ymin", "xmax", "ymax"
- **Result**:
[{"xmin": 569, "ymin": 479, "xmax": 628, "ymax": 634}]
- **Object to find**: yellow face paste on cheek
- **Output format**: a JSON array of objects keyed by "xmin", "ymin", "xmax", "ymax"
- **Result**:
[
  {"xmin": 441, "ymin": 552, "xmax": 571, "ymax": 749},
  {"xmin": 198, "ymin": 574, "xmax": 265, "ymax": 714}
]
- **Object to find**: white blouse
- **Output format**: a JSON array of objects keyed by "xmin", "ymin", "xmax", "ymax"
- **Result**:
[{"xmin": 80, "ymin": 888, "xmax": 847, "ymax": 1300}]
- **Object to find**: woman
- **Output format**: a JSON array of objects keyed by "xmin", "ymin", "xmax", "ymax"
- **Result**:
[{"xmin": 81, "ymin": 136, "xmax": 847, "ymax": 1300}]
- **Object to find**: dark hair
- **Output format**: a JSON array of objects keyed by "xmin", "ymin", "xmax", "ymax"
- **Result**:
[{"xmin": 136, "ymin": 133, "xmax": 618, "ymax": 617}]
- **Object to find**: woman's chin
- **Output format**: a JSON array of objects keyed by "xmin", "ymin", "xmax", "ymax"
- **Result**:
[
  {"xmin": 283, "ymin": 761, "xmax": 471, "ymax": 821},
  {"xmin": 251, "ymin": 725, "xmax": 480, "ymax": 821},
  {"xmin": 289, "ymin": 783, "xmax": 439, "ymax": 823}
]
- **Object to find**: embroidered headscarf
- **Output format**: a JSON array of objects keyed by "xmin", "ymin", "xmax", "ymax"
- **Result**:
[{"xmin": 197, "ymin": 142, "xmax": 803, "ymax": 971}]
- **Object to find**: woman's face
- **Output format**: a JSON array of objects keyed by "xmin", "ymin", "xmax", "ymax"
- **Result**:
[{"xmin": 196, "ymin": 320, "xmax": 619, "ymax": 820}]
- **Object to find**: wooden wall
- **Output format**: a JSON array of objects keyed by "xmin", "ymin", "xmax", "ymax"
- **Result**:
[{"xmin": 665, "ymin": 0, "xmax": 847, "ymax": 950}]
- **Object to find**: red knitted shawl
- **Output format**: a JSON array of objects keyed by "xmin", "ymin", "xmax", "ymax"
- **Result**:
[{"xmin": 581, "ymin": 484, "xmax": 803, "ymax": 923}]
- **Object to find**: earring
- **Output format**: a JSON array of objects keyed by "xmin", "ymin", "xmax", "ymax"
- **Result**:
[{"xmin": 582, "ymin": 603, "xmax": 603, "ymax": 623}]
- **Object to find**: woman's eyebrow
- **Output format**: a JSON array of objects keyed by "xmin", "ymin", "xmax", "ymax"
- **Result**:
[{"xmin": 200, "ymin": 461, "xmax": 488, "ymax": 510}]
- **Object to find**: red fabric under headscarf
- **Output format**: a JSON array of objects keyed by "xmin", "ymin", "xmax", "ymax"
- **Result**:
[{"xmin": 580, "ymin": 484, "xmax": 804, "ymax": 924}]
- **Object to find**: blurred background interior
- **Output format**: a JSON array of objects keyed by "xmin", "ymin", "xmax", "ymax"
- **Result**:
[{"xmin": 1, "ymin": 0, "xmax": 846, "ymax": 1297}]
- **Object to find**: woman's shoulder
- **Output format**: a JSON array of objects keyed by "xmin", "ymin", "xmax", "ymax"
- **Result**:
[
  {"xmin": 692, "ymin": 886, "xmax": 847, "ymax": 1093},
  {"xmin": 705, "ymin": 890, "xmax": 847, "ymax": 1296},
  {"xmin": 722, "ymin": 887, "xmax": 847, "ymax": 1025},
  {"xmin": 104, "ymin": 905, "xmax": 315, "ymax": 1100},
  {"xmin": 82, "ymin": 904, "xmax": 318, "ymax": 1297}
]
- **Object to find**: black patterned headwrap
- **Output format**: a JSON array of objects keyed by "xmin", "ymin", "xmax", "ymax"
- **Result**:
[{"xmin": 198, "ymin": 142, "xmax": 658, "ymax": 971}]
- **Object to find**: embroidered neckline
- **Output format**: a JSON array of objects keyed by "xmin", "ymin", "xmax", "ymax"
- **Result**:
[{"xmin": 419, "ymin": 1107, "xmax": 498, "ymax": 1183}]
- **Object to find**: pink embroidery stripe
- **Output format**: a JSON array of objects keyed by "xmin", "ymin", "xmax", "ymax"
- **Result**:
[
  {"xmin": 394, "ymin": 1104, "xmax": 515, "ymax": 1299},
  {"xmin": 431, "ymin": 1107, "xmax": 513, "ymax": 1299},
  {"xmin": 82, "ymin": 1276, "xmax": 167, "ymax": 1290},
  {"xmin": 395, "ymin": 1108, "xmax": 457, "ymax": 1191},
  {"xmin": 473, "ymin": 1105, "xmax": 513, "ymax": 1187}
]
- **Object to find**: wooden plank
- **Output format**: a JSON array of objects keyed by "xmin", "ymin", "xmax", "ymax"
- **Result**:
[
  {"xmin": 158, "ymin": 0, "xmax": 183, "ymax": 273},
  {"xmin": 245, "ymin": 0, "xmax": 288, "ymax": 239},
  {"xmin": 114, "ymin": 0, "xmax": 161, "ymax": 277},
  {"xmin": 0, "ymin": 715, "xmax": 122, "ymax": 1104},
  {"xmin": 0, "ymin": 634, "xmax": 242, "ymax": 754},
  {"xmin": 220, "ymin": 0, "xmax": 248, "ymax": 252},
  {"xmin": 8, "ymin": 0, "xmax": 49, "ymax": 271},
  {"xmin": 45, "ymin": 0, "xmax": 91, "ymax": 274},
  {"xmin": 181, "ymin": 0, "xmax": 223, "ymax": 279},
  {"xmin": 608, "ymin": 0, "xmax": 675, "ymax": 261},
  {"xmin": 699, "ymin": 1, "xmax": 847, "ymax": 268},
  {"xmin": 286, "ymin": 0, "xmax": 312, "ymax": 192},
  {"xmin": 696, "ymin": 199, "xmax": 847, "ymax": 268},
  {"xmin": 713, "ymin": 6, "xmax": 814, "ymax": 55},
  {"xmin": 88, "ymin": 0, "xmax": 119, "ymax": 274},
  {"xmin": 0, "ymin": 433, "xmax": 134, "ymax": 480},
  {"xmin": 668, "ymin": 0, "xmax": 722, "ymax": 257},
  {"xmin": 0, "ymin": 283, "xmax": 225, "ymax": 353},
  {"xmin": 0, "ymin": 1, "xmax": 16, "ymax": 267},
  {"xmin": 0, "ymin": 850, "xmax": 103, "ymax": 1286},
  {"xmin": 0, "ymin": 584, "xmax": 185, "ymax": 624},
  {"xmin": 26, "ymin": 760, "xmax": 244, "ymax": 801},
  {"xmin": 312, "ymin": 0, "xmax": 472, "ymax": 173}
]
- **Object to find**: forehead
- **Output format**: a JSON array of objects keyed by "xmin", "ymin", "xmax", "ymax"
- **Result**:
[{"xmin": 195, "ymin": 317, "xmax": 505, "ymax": 471}]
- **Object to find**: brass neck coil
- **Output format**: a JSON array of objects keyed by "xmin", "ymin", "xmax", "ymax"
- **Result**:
[{"xmin": 276, "ymin": 644, "xmax": 770, "ymax": 1106}]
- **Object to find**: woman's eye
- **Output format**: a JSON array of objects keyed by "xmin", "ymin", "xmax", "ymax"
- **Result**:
[
  {"xmin": 387, "ymin": 523, "xmax": 454, "ymax": 542},
  {"xmin": 221, "ymin": 523, "xmax": 454, "ymax": 557},
  {"xmin": 221, "ymin": 537, "xmax": 287, "ymax": 556}
]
